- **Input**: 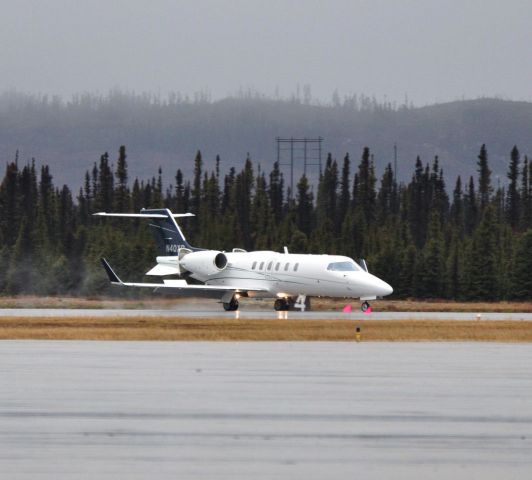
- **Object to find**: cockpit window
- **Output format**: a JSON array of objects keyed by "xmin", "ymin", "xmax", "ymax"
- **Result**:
[{"xmin": 327, "ymin": 261, "xmax": 360, "ymax": 271}]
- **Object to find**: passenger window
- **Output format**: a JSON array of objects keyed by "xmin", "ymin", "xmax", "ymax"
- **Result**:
[
  {"xmin": 284, "ymin": 263, "xmax": 290, "ymax": 271},
  {"xmin": 252, "ymin": 261, "xmax": 257, "ymax": 270},
  {"xmin": 294, "ymin": 263, "xmax": 299, "ymax": 272},
  {"xmin": 259, "ymin": 262, "xmax": 264, "ymax": 270},
  {"xmin": 275, "ymin": 262, "xmax": 280, "ymax": 271},
  {"xmin": 267, "ymin": 261, "xmax": 273, "ymax": 270}
]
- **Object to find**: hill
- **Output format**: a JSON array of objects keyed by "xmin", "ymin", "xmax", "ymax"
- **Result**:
[{"xmin": 0, "ymin": 92, "xmax": 530, "ymax": 188}]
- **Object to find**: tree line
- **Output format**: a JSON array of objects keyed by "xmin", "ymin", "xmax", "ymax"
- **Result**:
[{"xmin": 1, "ymin": 144, "xmax": 531, "ymax": 300}]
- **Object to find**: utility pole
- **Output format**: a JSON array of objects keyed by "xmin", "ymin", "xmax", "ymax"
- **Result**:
[{"xmin": 276, "ymin": 137, "xmax": 323, "ymax": 198}]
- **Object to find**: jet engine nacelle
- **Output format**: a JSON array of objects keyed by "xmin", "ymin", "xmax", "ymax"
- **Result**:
[{"xmin": 179, "ymin": 250, "xmax": 228, "ymax": 277}]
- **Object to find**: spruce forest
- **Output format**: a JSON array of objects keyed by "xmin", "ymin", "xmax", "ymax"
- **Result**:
[{"xmin": 1, "ymin": 144, "xmax": 532, "ymax": 300}]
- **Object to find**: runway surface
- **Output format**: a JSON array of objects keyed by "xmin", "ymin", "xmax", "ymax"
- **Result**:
[
  {"xmin": 1, "ymin": 307, "xmax": 531, "ymax": 321},
  {"xmin": 1, "ymin": 341, "xmax": 531, "ymax": 479}
]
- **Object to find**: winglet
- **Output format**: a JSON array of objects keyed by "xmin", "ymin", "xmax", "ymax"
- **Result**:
[{"xmin": 100, "ymin": 258, "xmax": 123, "ymax": 284}]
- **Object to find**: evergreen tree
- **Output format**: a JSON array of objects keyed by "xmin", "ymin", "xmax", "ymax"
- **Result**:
[
  {"xmin": 377, "ymin": 163, "xmax": 395, "ymax": 223},
  {"xmin": 152, "ymin": 167, "xmax": 163, "ymax": 208},
  {"xmin": 95, "ymin": 152, "xmax": 114, "ymax": 211},
  {"xmin": 82, "ymin": 171, "xmax": 92, "ymax": 221},
  {"xmin": 57, "ymin": 185, "xmax": 75, "ymax": 252},
  {"xmin": 407, "ymin": 156, "xmax": 427, "ymax": 247},
  {"xmin": 0, "ymin": 162, "xmax": 20, "ymax": 246},
  {"xmin": 463, "ymin": 176, "xmax": 478, "ymax": 235},
  {"xmin": 339, "ymin": 209, "xmax": 360, "ymax": 258},
  {"xmin": 288, "ymin": 228, "xmax": 308, "ymax": 253},
  {"xmin": 419, "ymin": 211, "xmax": 445, "ymax": 298},
  {"xmin": 18, "ymin": 161, "xmax": 38, "ymax": 226},
  {"xmin": 445, "ymin": 233, "xmax": 463, "ymax": 299},
  {"xmin": 251, "ymin": 171, "xmax": 274, "ymax": 250},
  {"xmin": 174, "ymin": 169, "xmax": 185, "ymax": 211},
  {"xmin": 355, "ymin": 147, "xmax": 376, "ymax": 226},
  {"xmin": 371, "ymin": 229, "xmax": 401, "ymax": 295},
  {"xmin": 520, "ymin": 156, "xmax": 531, "ymax": 229},
  {"xmin": 222, "ymin": 167, "xmax": 236, "ymax": 214},
  {"xmin": 338, "ymin": 153, "xmax": 351, "ymax": 228},
  {"xmin": 509, "ymin": 229, "xmax": 532, "ymax": 299},
  {"xmin": 6, "ymin": 218, "xmax": 37, "ymax": 294},
  {"xmin": 506, "ymin": 146, "xmax": 520, "ymax": 229},
  {"xmin": 316, "ymin": 154, "xmax": 338, "ymax": 223},
  {"xmin": 450, "ymin": 176, "xmax": 464, "ymax": 233},
  {"xmin": 396, "ymin": 244, "xmax": 417, "ymax": 298},
  {"xmin": 198, "ymin": 171, "xmax": 221, "ymax": 247},
  {"xmin": 131, "ymin": 178, "xmax": 143, "ymax": 212},
  {"xmin": 234, "ymin": 156, "xmax": 254, "ymax": 249},
  {"xmin": 429, "ymin": 157, "xmax": 449, "ymax": 223},
  {"xmin": 114, "ymin": 145, "xmax": 129, "ymax": 211},
  {"xmin": 477, "ymin": 144, "xmax": 492, "ymax": 211},
  {"xmin": 215, "ymin": 154, "xmax": 220, "ymax": 181},
  {"xmin": 191, "ymin": 150, "xmax": 203, "ymax": 215},
  {"xmin": 465, "ymin": 206, "xmax": 499, "ymax": 300},
  {"xmin": 315, "ymin": 154, "xmax": 338, "ymax": 249},
  {"xmin": 269, "ymin": 161, "xmax": 284, "ymax": 223},
  {"xmin": 295, "ymin": 174, "xmax": 314, "ymax": 237}
]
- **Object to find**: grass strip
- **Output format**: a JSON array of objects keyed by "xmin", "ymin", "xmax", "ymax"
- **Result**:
[{"xmin": 0, "ymin": 316, "xmax": 531, "ymax": 342}]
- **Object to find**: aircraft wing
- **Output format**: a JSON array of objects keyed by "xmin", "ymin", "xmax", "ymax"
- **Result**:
[{"xmin": 100, "ymin": 258, "xmax": 268, "ymax": 296}]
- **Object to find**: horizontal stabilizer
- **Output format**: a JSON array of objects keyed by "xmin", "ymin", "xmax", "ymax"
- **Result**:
[
  {"xmin": 94, "ymin": 208, "xmax": 198, "ymax": 255},
  {"xmin": 93, "ymin": 212, "xmax": 195, "ymax": 219},
  {"xmin": 145, "ymin": 263, "xmax": 182, "ymax": 276}
]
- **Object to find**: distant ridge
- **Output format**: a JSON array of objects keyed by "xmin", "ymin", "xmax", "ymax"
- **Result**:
[{"xmin": 1, "ymin": 93, "xmax": 530, "ymax": 188}]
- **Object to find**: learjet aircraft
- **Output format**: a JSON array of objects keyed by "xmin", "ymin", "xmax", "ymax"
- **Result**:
[{"xmin": 95, "ymin": 208, "xmax": 393, "ymax": 311}]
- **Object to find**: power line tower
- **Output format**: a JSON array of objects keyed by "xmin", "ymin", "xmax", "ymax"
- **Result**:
[{"xmin": 276, "ymin": 137, "xmax": 323, "ymax": 198}]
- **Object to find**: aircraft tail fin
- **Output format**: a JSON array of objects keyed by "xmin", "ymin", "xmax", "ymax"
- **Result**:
[
  {"xmin": 141, "ymin": 208, "xmax": 197, "ymax": 255},
  {"xmin": 93, "ymin": 208, "xmax": 198, "ymax": 256}
]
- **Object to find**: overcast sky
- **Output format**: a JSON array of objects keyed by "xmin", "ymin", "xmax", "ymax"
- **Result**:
[{"xmin": 1, "ymin": 0, "xmax": 531, "ymax": 106}]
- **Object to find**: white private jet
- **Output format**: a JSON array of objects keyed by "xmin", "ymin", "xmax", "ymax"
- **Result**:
[{"xmin": 94, "ymin": 208, "xmax": 393, "ymax": 311}]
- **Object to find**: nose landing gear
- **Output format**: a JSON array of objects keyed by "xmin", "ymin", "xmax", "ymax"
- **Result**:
[{"xmin": 361, "ymin": 301, "xmax": 371, "ymax": 313}]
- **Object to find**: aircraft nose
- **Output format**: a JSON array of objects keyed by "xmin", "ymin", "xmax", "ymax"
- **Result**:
[
  {"xmin": 368, "ymin": 274, "xmax": 393, "ymax": 297},
  {"xmin": 381, "ymin": 280, "xmax": 393, "ymax": 296}
]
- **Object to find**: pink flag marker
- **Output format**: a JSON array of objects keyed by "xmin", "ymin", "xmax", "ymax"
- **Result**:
[
  {"xmin": 364, "ymin": 306, "xmax": 372, "ymax": 315},
  {"xmin": 342, "ymin": 304, "xmax": 352, "ymax": 313}
]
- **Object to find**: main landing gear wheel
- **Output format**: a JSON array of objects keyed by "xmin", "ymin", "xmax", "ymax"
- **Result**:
[
  {"xmin": 361, "ymin": 301, "xmax": 371, "ymax": 312},
  {"xmin": 274, "ymin": 298, "xmax": 289, "ymax": 311},
  {"xmin": 223, "ymin": 297, "xmax": 239, "ymax": 311}
]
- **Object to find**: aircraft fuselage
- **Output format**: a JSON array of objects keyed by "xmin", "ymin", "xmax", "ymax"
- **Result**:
[{"xmin": 195, "ymin": 251, "xmax": 392, "ymax": 299}]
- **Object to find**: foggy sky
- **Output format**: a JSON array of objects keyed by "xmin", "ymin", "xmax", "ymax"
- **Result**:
[{"xmin": 1, "ymin": 0, "xmax": 531, "ymax": 106}]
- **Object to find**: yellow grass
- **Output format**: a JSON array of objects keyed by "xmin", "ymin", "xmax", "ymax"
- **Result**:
[
  {"xmin": 1, "ymin": 316, "xmax": 531, "ymax": 342},
  {"xmin": 1, "ymin": 295, "xmax": 532, "ymax": 312}
]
